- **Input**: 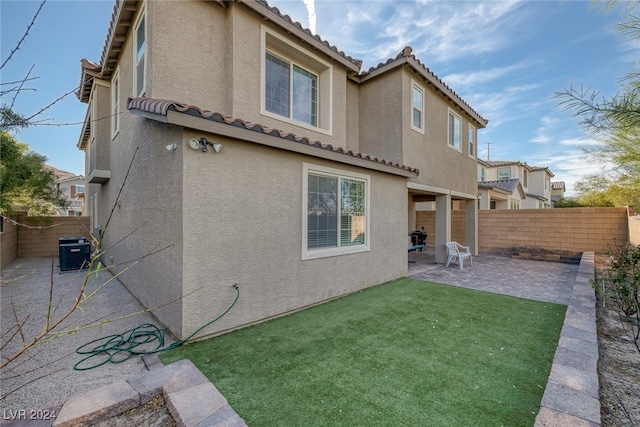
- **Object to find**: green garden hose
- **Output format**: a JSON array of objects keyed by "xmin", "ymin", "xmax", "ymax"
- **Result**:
[{"xmin": 73, "ymin": 284, "xmax": 240, "ymax": 370}]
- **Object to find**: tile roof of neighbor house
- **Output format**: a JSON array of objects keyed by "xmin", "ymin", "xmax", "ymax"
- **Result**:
[
  {"xmin": 127, "ymin": 97, "xmax": 420, "ymax": 177},
  {"xmin": 478, "ymin": 179, "xmax": 521, "ymax": 194},
  {"xmin": 478, "ymin": 159, "xmax": 525, "ymax": 168},
  {"xmin": 552, "ymin": 181, "xmax": 566, "ymax": 190}
]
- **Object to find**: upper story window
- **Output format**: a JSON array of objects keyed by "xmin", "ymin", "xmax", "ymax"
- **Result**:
[
  {"xmin": 134, "ymin": 11, "xmax": 146, "ymax": 97},
  {"xmin": 303, "ymin": 164, "xmax": 369, "ymax": 260},
  {"xmin": 448, "ymin": 110, "xmax": 461, "ymax": 151},
  {"xmin": 111, "ymin": 69, "xmax": 120, "ymax": 137},
  {"xmin": 262, "ymin": 28, "xmax": 332, "ymax": 134},
  {"xmin": 498, "ymin": 167, "xmax": 510, "ymax": 180},
  {"xmin": 480, "ymin": 167, "xmax": 486, "ymax": 182},
  {"xmin": 468, "ymin": 125, "xmax": 475, "ymax": 158},
  {"xmin": 411, "ymin": 82, "xmax": 424, "ymax": 133},
  {"xmin": 265, "ymin": 52, "xmax": 318, "ymax": 127},
  {"xmin": 523, "ymin": 170, "xmax": 528, "ymax": 187}
]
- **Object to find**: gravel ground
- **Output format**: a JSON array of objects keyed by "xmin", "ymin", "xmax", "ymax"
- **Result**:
[{"xmin": 0, "ymin": 257, "xmax": 175, "ymax": 413}]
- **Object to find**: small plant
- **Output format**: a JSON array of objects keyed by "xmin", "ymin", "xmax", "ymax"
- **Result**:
[{"xmin": 597, "ymin": 242, "xmax": 640, "ymax": 354}]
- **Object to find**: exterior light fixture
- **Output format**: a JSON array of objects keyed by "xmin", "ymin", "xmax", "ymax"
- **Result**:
[
  {"xmin": 188, "ymin": 138, "xmax": 223, "ymax": 153},
  {"xmin": 166, "ymin": 143, "xmax": 178, "ymax": 151}
]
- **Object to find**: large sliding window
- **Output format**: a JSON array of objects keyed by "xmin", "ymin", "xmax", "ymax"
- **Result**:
[
  {"xmin": 266, "ymin": 51, "xmax": 318, "ymax": 127},
  {"xmin": 303, "ymin": 164, "xmax": 369, "ymax": 259}
]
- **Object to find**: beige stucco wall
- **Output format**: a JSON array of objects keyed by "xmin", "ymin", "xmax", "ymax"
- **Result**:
[
  {"xmin": 86, "ymin": 9, "xmax": 186, "ymax": 336},
  {"xmin": 148, "ymin": 1, "xmax": 352, "ymax": 150},
  {"xmin": 180, "ymin": 130, "xmax": 409, "ymax": 340}
]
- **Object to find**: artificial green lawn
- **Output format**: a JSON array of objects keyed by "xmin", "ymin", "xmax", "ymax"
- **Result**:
[{"xmin": 160, "ymin": 278, "xmax": 566, "ymax": 426}]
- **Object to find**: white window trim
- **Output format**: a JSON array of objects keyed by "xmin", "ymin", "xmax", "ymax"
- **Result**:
[
  {"xmin": 468, "ymin": 124, "xmax": 475, "ymax": 158},
  {"xmin": 111, "ymin": 68, "xmax": 120, "ymax": 139},
  {"xmin": 302, "ymin": 163, "xmax": 370, "ymax": 260},
  {"xmin": 89, "ymin": 90, "xmax": 96, "ymax": 145},
  {"xmin": 133, "ymin": 6, "xmax": 146, "ymax": 97},
  {"xmin": 411, "ymin": 80, "xmax": 425, "ymax": 134},
  {"xmin": 447, "ymin": 109, "xmax": 462, "ymax": 152},
  {"xmin": 261, "ymin": 27, "xmax": 333, "ymax": 135},
  {"xmin": 498, "ymin": 167, "xmax": 511, "ymax": 180}
]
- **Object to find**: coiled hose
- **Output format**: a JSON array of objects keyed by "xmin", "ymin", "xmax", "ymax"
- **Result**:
[{"xmin": 73, "ymin": 284, "xmax": 240, "ymax": 370}]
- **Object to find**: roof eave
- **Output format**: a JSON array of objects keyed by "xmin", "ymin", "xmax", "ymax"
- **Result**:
[{"xmin": 239, "ymin": 0, "xmax": 362, "ymax": 73}]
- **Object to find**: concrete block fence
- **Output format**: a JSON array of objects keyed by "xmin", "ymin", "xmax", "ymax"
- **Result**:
[{"xmin": 416, "ymin": 207, "xmax": 630, "ymax": 254}]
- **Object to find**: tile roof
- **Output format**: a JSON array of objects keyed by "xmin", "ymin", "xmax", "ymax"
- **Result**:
[
  {"xmin": 252, "ymin": 0, "xmax": 362, "ymax": 69},
  {"xmin": 360, "ymin": 46, "xmax": 487, "ymax": 127},
  {"xmin": 551, "ymin": 181, "xmax": 566, "ymax": 190},
  {"xmin": 127, "ymin": 97, "xmax": 419, "ymax": 176},
  {"xmin": 478, "ymin": 159, "xmax": 524, "ymax": 167},
  {"xmin": 478, "ymin": 179, "xmax": 521, "ymax": 194}
]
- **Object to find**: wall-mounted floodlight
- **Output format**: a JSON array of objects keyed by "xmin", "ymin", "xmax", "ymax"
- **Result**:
[
  {"xmin": 166, "ymin": 143, "xmax": 178, "ymax": 151},
  {"xmin": 188, "ymin": 138, "xmax": 223, "ymax": 153}
]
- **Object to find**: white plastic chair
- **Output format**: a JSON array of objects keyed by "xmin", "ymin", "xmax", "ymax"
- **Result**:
[{"xmin": 445, "ymin": 242, "xmax": 473, "ymax": 270}]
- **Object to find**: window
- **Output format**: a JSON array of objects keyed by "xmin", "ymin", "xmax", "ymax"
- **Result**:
[
  {"xmin": 265, "ymin": 51, "xmax": 318, "ymax": 127},
  {"xmin": 303, "ymin": 164, "xmax": 369, "ymax": 259},
  {"xmin": 111, "ymin": 69, "xmax": 119, "ymax": 136},
  {"xmin": 468, "ymin": 125, "xmax": 475, "ymax": 157},
  {"xmin": 411, "ymin": 82, "xmax": 424, "ymax": 132},
  {"xmin": 448, "ymin": 110, "xmax": 461, "ymax": 150},
  {"xmin": 498, "ymin": 168, "xmax": 510, "ymax": 180},
  {"xmin": 262, "ymin": 28, "xmax": 332, "ymax": 133},
  {"xmin": 480, "ymin": 167, "xmax": 485, "ymax": 182},
  {"xmin": 134, "ymin": 11, "xmax": 146, "ymax": 97},
  {"xmin": 510, "ymin": 200, "xmax": 520, "ymax": 210}
]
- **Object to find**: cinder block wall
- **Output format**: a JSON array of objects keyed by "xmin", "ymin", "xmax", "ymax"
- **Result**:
[
  {"xmin": 16, "ymin": 215, "xmax": 91, "ymax": 258},
  {"xmin": 417, "ymin": 207, "xmax": 629, "ymax": 254},
  {"xmin": 1, "ymin": 217, "xmax": 18, "ymax": 269}
]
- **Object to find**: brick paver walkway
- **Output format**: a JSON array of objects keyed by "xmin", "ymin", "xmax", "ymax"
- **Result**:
[{"xmin": 408, "ymin": 251, "xmax": 577, "ymax": 305}]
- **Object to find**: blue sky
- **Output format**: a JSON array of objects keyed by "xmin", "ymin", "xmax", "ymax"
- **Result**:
[{"xmin": 1, "ymin": 1, "xmax": 637, "ymax": 195}]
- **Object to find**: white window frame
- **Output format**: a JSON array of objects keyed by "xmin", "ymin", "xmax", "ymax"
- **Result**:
[
  {"xmin": 133, "ymin": 8, "xmax": 146, "ymax": 97},
  {"xmin": 89, "ymin": 90, "xmax": 96, "ymax": 145},
  {"xmin": 261, "ymin": 27, "xmax": 333, "ymax": 135},
  {"xmin": 111, "ymin": 68, "xmax": 120, "ymax": 138},
  {"xmin": 480, "ymin": 167, "xmax": 485, "ymax": 182},
  {"xmin": 498, "ymin": 168, "xmax": 511, "ymax": 180},
  {"xmin": 468, "ymin": 125, "xmax": 475, "ymax": 158},
  {"xmin": 448, "ymin": 109, "xmax": 461, "ymax": 151},
  {"xmin": 510, "ymin": 200, "xmax": 520, "ymax": 210},
  {"xmin": 302, "ymin": 163, "xmax": 370, "ymax": 260},
  {"xmin": 411, "ymin": 80, "xmax": 424, "ymax": 133}
]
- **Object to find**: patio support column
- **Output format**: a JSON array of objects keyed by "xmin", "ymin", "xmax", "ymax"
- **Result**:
[
  {"xmin": 408, "ymin": 195, "xmax": 416, "ymax": 234},
  {"xmin": 435, "ymin": 194, "xmax": 451, "ymax": 264},
  {"xmin": 465, "ymin": 199, "xmax": 478, "ymax": 255}
]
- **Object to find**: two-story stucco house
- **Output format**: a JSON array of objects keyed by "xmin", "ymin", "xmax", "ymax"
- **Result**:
[
  {"xmin": 477, "ymin": 160, "xmax": 554, "ymax": 209},
  {"xmin": 76, "ymin": 0, "xmax": 487, "ymax": 340}
]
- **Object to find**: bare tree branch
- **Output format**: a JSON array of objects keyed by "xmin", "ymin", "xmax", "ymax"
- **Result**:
[{"xmin": 0, "ymin": 0, "xmax": 47, "ymax": 70}]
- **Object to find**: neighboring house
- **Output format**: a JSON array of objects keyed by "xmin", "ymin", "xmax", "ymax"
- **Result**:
[
  {"xmin": 551, "ymin": 181, "xmax": 566, "ymax": 204},
  {"xmin": 76, "ymin": 0, "xmax": 487, "ymax": 340},
  {"xmin": 49, "ymin": 166, "xmax": 85, "ymax": 216},
  {"xmin": 477, "ymin": 160, "xmax": 554, "ymax": 209}
]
